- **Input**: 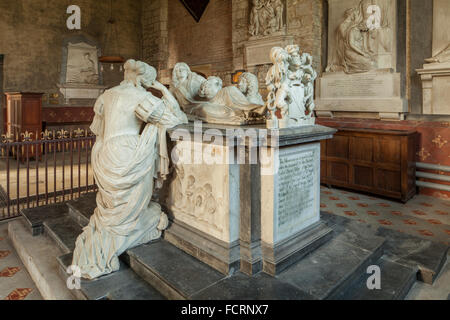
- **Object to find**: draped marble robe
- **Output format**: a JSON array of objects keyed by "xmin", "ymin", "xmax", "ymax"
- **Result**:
[{"xmin": 72, "ymin": 81, "xmax": 187, "ymax": 279}]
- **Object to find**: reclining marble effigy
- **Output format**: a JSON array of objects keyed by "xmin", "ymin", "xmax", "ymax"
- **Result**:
[{"xmin": 170, "ymin": 63, "xmax": 266, "ymax": 125}]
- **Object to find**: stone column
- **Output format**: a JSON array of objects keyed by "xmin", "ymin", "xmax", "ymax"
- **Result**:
[
  {"xmin": 416, "ymin": 0, "xmax": 450, "ymax": 115},
  {"xmin": 432, "ymin": 0, "xmax": 450, "ymax": 57},
  {"xmin": 239, "ymin": 148, "xmax": 262, "ymax": 275},
  {"xmin": 141, "ymin": 0, "xmax": 169, "ymax": 74}
]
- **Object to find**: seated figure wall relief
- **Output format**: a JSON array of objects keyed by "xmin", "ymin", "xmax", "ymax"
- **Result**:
[
  {"xmin": 326, "ymin": 0, "xmax": 393, "ymax": 74},
  {"xmin": 170, "ymin": 63, "xmax": 266, "ymax": 125}
]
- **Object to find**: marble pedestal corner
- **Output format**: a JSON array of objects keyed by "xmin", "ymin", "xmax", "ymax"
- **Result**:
[{"xmin": 260, "ymin": 127, "xmax": 335, "ymax": 276}]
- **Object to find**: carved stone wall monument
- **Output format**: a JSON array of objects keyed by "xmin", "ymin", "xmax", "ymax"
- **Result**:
[
  {"xmin": 57, "ymin": 37, "xmax": 107, "ymax": 105},
  {"xmin": 417, "ymin": 0, "xmax": 450, "ymax": 115},
  {"xmin": 244, "ymin": 0, "xmax": 293, "ymax": 67},
  {"xmin": 316, "ymin": 0, "xmax": 407, "ymax": 120}
]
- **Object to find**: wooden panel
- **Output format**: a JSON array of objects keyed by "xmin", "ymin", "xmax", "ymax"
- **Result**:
[
  {"xmin": 321, "ymin": 128, "xmax": 417, "ymax": 202},
  {"xmin": 350, "ymin": 136, "xmax": 373, "ymax": 162},
  {"xmin": 326, "ymin": 135, "xmax": 348, "ymax": 159},
  {"xmin": 320, "ymin": 140, "xmax": 326, "ymax": 157},
  {"xmin": 328, "ymin": 161, "xmax": 349, "ymax": 183},
  {"xmin": 374, "ymin": 137, "xmax": 401, "ymax": 164},
  {"xmin": 375, "ymin": 169, "xmax": 401, "ymax": 193},
  {"xmin": 320, "ymin": 160, "xmax": 326, "ymax": 178},
  {"xmin": 23, "ymin": 99, "xmax": 41, "ymax": 126},
  {"xmin": 353, "ymin": 165, "xmax": 373, "ymax": 187}
]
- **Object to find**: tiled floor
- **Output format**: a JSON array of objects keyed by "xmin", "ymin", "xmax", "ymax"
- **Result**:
[
  {"xmin": 0, "ymin": 187, "xmax": 448, "ymax": 300},
  {"xmin": 320, "ymin": 186, "xmax": 450, "ymax": 246},
  {"xmin": 0, "ymin": 221, "xmax": 42, "ymax": 300}
]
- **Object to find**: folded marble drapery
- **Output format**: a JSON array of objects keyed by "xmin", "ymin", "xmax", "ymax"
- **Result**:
[{"xmin": 72, "ymin": 85, "xmax": 186, "ymax": 279}]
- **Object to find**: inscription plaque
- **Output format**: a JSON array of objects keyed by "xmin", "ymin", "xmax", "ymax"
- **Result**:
[
  {"xmin": 277, "ymin": 148, "xmax": 316, "ymax": 232},
  {"xmin": 319, "ymin": 72, "xmax": 399, "ymax": 98},
  {"xmin": 261, "ymin": 143, "xmax": 321, "ymax": 245}
]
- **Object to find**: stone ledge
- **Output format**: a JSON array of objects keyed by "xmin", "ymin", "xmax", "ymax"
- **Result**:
[{"xmin": 8, "ymin": 219, "xmax": 75, "ymax": 300}]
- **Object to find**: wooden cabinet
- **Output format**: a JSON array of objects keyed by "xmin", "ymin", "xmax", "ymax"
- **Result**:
[
  {"xmin": 5, "ymin": 92, "xmax": 43, "ymax": 139},
  {"xmin": 321, "ymin": 128, "xmax": 417, "ymax": 202}
]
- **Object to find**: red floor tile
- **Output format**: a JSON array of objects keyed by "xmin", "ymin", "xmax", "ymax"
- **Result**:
[
  {"xmin": 0, "ymin": 267, "xmax": 20, "ymax": 277},
  {"xmin": 4, "ymin": 288, "xmax": 33, "ymax": 300},
  {"xmin": 0, "ymin": 250, "xmax": 11, "ymax": 259}
]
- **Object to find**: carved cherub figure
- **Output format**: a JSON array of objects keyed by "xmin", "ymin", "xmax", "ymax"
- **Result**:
[
  {"xmin": 265, "ymin": 45, "xmax": 317, "ymax": 128},
  {"xmin": 265, "ymin": 46, "xmax": 290, "ymax": 125}
]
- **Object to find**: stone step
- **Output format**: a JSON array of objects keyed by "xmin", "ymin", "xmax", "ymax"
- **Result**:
[
  {"xmin": 127, "ymin": 239, "xmax": 315, "ymax": 300},
  {"xmin": 57, "ymin": 252, "xmax": 165, "ymax": 300},
  {"xmin": 375, "ymin": 228, "xmax": 449, "ymax": 285},
  {"xmin": 321, "ymin": 211, "xmax": 449, "ymax": 285},
  {"xmin": 276, "ymin": 235, "xmax": 385, "ymax": 300},
  {"xmin": 66, "ymin": 193, "xmax": 96, "ymax": 228},
  {"xmin": 43, "ymin": 215, "xmax": 83, "ymax": 253},
  {"xmin": 21, "ymin": 202, "xmax": 69, "ymax": 236},
  {"xmin": 332, "ymin": 256, "xmax": 418, "ymax": 300},
  {"xmin": 8, "ymin": 219, "xmax": 75, "ymax": 300}
]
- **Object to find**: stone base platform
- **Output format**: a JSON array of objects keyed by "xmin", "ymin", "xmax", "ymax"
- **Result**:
[
  {"xmin": 11, "ymin": 193, "xmax": 448, "ymax": 300},
  {"xmin": 163, "ymin": 220, "xmax": 240, "ymax": 276},
  {"xmin": 262, "ymin": 222, "xmax": 333, "ymax": 276}
]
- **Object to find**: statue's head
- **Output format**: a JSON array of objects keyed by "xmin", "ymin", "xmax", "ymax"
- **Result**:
[
  {"xmin": 285, "ymin": 44, "xmax": 302, "ymax": 70},
  {"xmin": 140, "ymin": 64, "xmax": 157, "ymax": 88},
  {"xmin": 172, "ymin": 62, "xmax": 191, "ymax": 87},
  {"xmin": 204, "ymin": 183, "xmax": 213, "ymax": 194},
  {"xmin": 269, "ymin": 47, "xmax": 289, "ymax": 66},
  {"xmin": 124, "ymin": 59, "xmax": 156, "ymax": 88},
  {"xmin": 187, "ymin": 175, "xmax": 195, "ymax": 187},
  {"xmin": 360, "ymin": 0, "xmax": 374, "ymax": 20},
  {"xmin": 238, "ymin": 72, "xmax": 259, "ymax": 95},
  {"xmin": 199, "ymin": 76, "xmax": 223, "ymax": 100}
]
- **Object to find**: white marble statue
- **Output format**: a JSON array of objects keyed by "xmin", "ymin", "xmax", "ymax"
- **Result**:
[
  {"xmin": 171, "ymin": 62, "xmax": 207, "ymax": 107},
  {"xmin": 191, "ymin": 76, "xmax": 266, "ymax": 125},
  {"xmin": 171, "ymin": 64, "xmax": 266, "ymax": 125},
  {"xmin": 238, "ymin": 72, "xmax": 265, "ymax": 105},
  {"xmin": 249, "ymin": 0, "xmax": 284, "ymax": 37},
  {"xmin": 326, "ymin": 0, "xmax": 392, "ymax": 74},
  {"xmin": 265, "ymin": 45, "xmax": 317, "ymax": 129},
  {"xmin": 72, "ymin": 59, "xmax": 188, "ymax": 279}
]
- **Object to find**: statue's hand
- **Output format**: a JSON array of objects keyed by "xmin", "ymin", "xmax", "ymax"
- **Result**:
[{"xmin": 149, "ymin": 80, "xmax": 167, "ymax": 92}]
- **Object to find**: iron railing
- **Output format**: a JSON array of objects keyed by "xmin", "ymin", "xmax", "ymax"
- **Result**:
[{"xmin": 0, "ymin": 129, "xmax": 97, "ymax": 220}]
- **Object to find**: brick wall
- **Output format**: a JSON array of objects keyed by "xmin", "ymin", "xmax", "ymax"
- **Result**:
[
  {"xmin": 287, "ymin": 0, "xmax": 324, "ymax": 73},
  {"xmin": 141, "ymin": 0, "xmax": 325, "ymax": 85},
  {"xmin": 0, "ymin": 0, "xmax": 142, "ymax": 102},
  {"xmin": 163, "ymin": 0, "xmax": 233, "ymax": 84},
  {"xmin": 142, "ymin": 0, "xmax": 169, "ymax": 72}
]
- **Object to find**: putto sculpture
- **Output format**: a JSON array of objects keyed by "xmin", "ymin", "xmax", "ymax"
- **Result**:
[
  {"xmin": 170, "ymin": 64, "xmax": 266, "ymax": 125},
  {"xmin": 72, "ymin": 59, "xmax": 187, "ymax": 279},
  {"xmin": 249, "ymin": 0, "xmax": 285, "ymax": 37},
  {"xmin": 265, "ymin": 44, "xmax": 317, "ymax": 129}
]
